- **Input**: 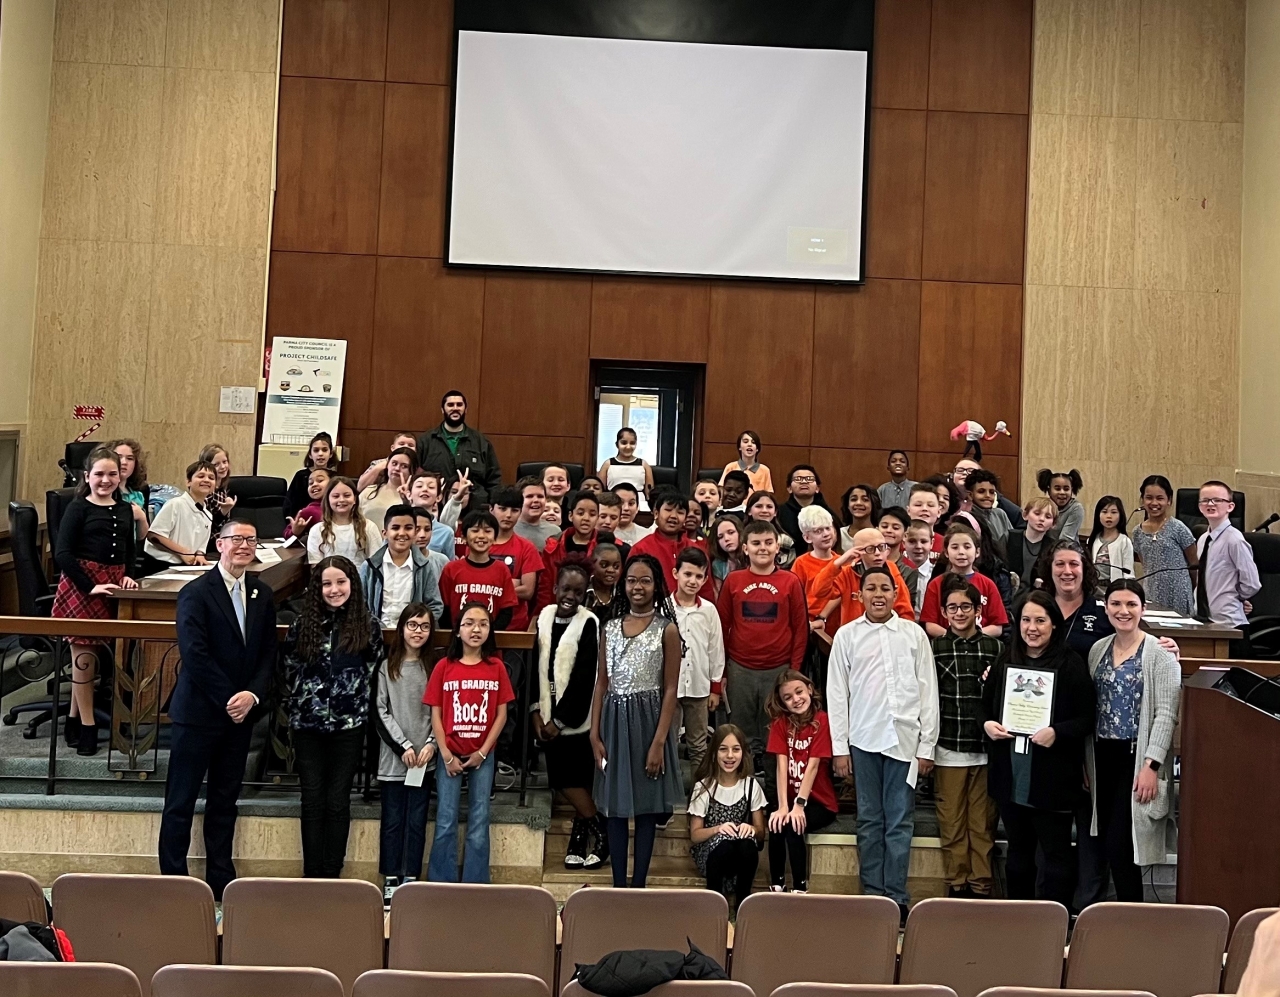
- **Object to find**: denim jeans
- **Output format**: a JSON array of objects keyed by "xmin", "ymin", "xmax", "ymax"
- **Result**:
[
  {"xmin": 379, "ymin": 778, "xmax": 431, "ymax": 879},
  {"xmin": 851, "ymin": 747, "xmax": 916, "ymax": 906},
  {"xmin": 428, "ymin": 753, "xmax": 496, "ymax": 883}
]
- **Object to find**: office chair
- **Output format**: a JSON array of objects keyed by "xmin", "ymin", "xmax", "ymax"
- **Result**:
[
  {"xmin": 59, "ymin": 441, "xmax": 99, "ymax": 488},
  {"xmin": 226, "ymin": 476, "xmax": 288, "ymax": 538},
  {"xmin": 1244, "ymin": 532, "xmax": 1280, "ymax": 659},
  {"xmin": 1176, "ymin": 487, "xmax": 1245, "ymax": 534},
  {"xmin": 2, "ymin": 501, "xmax": 69, "ymax": 738}
]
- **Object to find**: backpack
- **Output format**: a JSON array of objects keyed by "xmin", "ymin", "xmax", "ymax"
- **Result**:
[{"xmin": 573, "ymin": 939, "xmax": 727, "ymax": 996}]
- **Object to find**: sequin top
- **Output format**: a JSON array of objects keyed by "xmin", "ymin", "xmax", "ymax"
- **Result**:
[
  {"xmin": 604, "ymin": 615, "xmax": 668, "ymax": 696},
  {"xmin": 1095, "ymin": 641, "xmax": 1144, "ymax": 740}
]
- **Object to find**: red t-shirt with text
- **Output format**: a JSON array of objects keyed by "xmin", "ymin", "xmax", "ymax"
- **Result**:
[
  {"xmin": 439, "ymin": 557, "xmax": 518, "ymax": 622},
  {"xmin": 919, "ymin": 571, "xmax": 1009, "ymax": 629},
  {"xmin": 424, "ymin": 656, "xmax": 515, "ymax": 756},
  {"xmin": 766, "ymin": 710, "xmax": 838, "ymax": 812},
  {"xmin": 491, "ymin": 534, "xmax": 541, "ymax": 631}
]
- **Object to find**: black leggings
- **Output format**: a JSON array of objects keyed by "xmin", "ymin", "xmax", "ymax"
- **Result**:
[
  {"xmin": 606, "ymin": 814, "xmax": 663, "ymax": 888},
  {"xmin": 294, "ymin": 727, "xmax": 365, "ymax": 878},
  {"xmin": 1000, "ymin": 801, "xmax": 1074, "ymax": 907},
  {"xmin": 1094, "ymin": 739, "xmax": 1144, "ymax": 902},
  {"xmin": 768, "ymin": 800, "xmax": 836, "ymax": 891},
  {"xmin": 705, "ymin": 838, "xmax": 759, "ymax": 912}
]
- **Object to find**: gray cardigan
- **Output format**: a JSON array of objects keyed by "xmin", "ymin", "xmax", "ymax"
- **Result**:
[
  {"xmin": 375, "ymin": 658, "xmax": 436, "ymax": 781},
  {"xmin": 1085, "ymin": 634, "xmax": 1181, "ymax": 866}
]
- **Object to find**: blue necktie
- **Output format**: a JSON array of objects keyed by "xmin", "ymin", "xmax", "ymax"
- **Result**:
[{"xmin": 231, "ymin": 578, "xmax": 247, "ymax": 638}]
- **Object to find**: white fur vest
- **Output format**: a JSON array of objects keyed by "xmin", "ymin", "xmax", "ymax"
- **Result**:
[{"xmin": 536, "ymin": 604, "xmax": 593, "ymax": 736}]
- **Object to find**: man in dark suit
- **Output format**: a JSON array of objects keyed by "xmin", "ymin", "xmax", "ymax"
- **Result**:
[{"xmin": 159, "ymin": 518, "xmax": 277, "ymax": 899}]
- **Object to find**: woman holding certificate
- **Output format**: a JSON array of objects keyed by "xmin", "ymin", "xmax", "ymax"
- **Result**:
[
  {"xmin": 980, "ymin": 590, "xmax": 1096, "ymax": 906},
  {"xmin": 1084, "ymin": 579, "xmax": 1180, "ymax": 902}
]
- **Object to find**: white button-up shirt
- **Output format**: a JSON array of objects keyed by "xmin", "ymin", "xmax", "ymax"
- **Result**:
[
  {"xmin": 380, "ymin": 552, "xmax": 416, "ymax": 629},
  {"xmin": 673, "ymin": 597, "xmax": 726, "ymax": 699},
  {"xmin": 827, "ymin": 612, "xmax": 939, "ymax": 787}
]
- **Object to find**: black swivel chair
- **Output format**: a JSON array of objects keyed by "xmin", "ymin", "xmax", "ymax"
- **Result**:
[
  {"xmin": 515, "ymin": 462, "xmax": 585, "ymax": 489},
  {"xmin": 696, "ymin": 467, "xmax": 724, "ymax": 484},
  {"xmin": 2, "ymin": 501, "xmax": 69, "ymax": 738},
  {"xmin": 44, "ymin": 488, "xmax": 75, "ymax": 585},
  {"xmin": 58, "ymin": 441, "xmax": 99, "ymax": 488},
  {"xmin": 1176, "ymin": 487, "xmax": 1245, "ymax": 535},
  {"xmin": 1244, "ymin": 532, "xmax": 1280, "ymax": 659},
  {"xmin": 650, "ymin": 466, "xmax": 679, "ymax": 491},
  {"xmin": 227, "ymin": 476, "xmax": 288, "ymax": 538}
]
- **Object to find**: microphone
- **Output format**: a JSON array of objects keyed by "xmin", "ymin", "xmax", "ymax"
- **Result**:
[{"xmin": 1255, "ymin": 513, "xmax": 1280, "ymax": 532}]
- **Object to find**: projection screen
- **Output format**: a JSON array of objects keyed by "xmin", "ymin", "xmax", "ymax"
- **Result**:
[{"xmin": 446, "ymin": 1, "xmax": 876, "ymax": 283}]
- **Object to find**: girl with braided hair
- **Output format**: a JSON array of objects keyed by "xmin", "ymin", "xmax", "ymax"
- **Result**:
[{"xmin": 589, "ymin": 553, "xmax": 684, "ymax": 887}]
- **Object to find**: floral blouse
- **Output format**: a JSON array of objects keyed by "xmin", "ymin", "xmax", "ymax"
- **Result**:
[{"xmin": 1095, "ymin": 642, "xmax": 1144, "ymax": 740}]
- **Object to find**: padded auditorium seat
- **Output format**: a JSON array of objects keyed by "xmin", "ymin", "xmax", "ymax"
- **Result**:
[
  {"xmin": 730, "ymin": 893, "xmax": 900, "ymax": 997},
  {"xmin": 1063, "ymin": 903, "xmax": 1229, "ymax": 997},
  {"xmin": 387, "ymin": 883, "xmax": 557, "ymax": 988},
  {"xmin": 1223, "ymin": 907, "xmax": 1280, "ymax": 994},
  {"xmin": 559, "ymin": 888, "xmax": 729, "ymax": 994},
  {"xmin": 772, "ymin": 987, "xmax": 958, "ymax": 997},
  {"xmin": 354, "ymin": 971, "xmax": 551, "ymax": 997},
  {"xmin": 222, "ymin": 878, "xmax": 384, "ymax": 997},
  {"xmin": 898, "ymin": 898, "xmax": 1069, "ymax": 997},
  {"xmin": 563, "ymin": 983, "xmax": 751, "ymax": 997},
  {"xmin": 0, "ymin": 870, "xmax": 47, "ymax": 923},
  {"xmin": 0, "ymin": 961, "xmax": 142, "ymax": 997},
  {"xmin": 51, "ymin": 874, "xmax": 217, "ymax": 997},
  {"xmin": 152, "ymin": 964, "xmax": 344, "ymax": 997},
  {"xmin": 979, "ymin": 990, "xmax": 1154, "ymax": 997}
]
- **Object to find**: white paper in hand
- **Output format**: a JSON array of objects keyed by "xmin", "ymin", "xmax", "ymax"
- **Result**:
[{"xmin": 404, "ymin": 764, "xmax": 427, "ymax": 788}]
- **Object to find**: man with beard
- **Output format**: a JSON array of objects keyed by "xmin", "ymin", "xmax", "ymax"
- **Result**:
[{"xmin": 416, "ymin": 390, "xmax": 502, "ymax": 512}]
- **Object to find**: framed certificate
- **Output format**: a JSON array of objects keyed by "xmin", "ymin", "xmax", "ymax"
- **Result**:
[{"xmin": 1001, "ymin": 667, "xmax": 1056, "ymax": 736}]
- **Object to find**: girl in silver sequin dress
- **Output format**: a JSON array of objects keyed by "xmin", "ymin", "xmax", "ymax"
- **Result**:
[{"xmin": 590, "ymin": 553, "xmax": 684, "ymax": 888}]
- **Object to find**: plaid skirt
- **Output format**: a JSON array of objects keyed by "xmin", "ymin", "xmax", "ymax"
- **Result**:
[{"xmin": 52, "ymin": 560, "xmax": 124, "ymax": 646}]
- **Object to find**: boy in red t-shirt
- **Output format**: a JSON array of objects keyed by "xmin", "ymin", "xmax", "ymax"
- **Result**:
[
  {"xmin": 765, "ymin": 669, "xmax": 838, "ymax": 892},
  {"xmin": 716, "ymin": 519, "xmax": 807, "ymax": 784},
  {"xmin": 919, "ymin": 523, "xmax": 1009, "ymax": 638},
  {"xmin": 424, "ymin": 602, "xmax": 515, "ymax": 882},
  {"xmin": 438, "ymin": 511, "xmax": 518, "ymax": 629},
  {"xmin": 908, "ymin": 483, "xmax": 945, "ymax": 556},
  {"xmin": 631, "ymin": 488, "xmax": 715, "ymax": 600},
  {"xmin": 489, "ymin": 487, "xmax": 541, "ymax": 631}
]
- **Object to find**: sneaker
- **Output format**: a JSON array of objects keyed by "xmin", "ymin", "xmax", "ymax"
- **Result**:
[
  {"xmin": 564, "ymin": 818, "xmax": 587, "ymax": 868},
  {"xmin": 584, "ymin": 816, "xmax": 609, "ymax": 869},
  {"xmin": 769, "ymin": 885, "xmax": 786, "ymax": 893},
  {"xmin": 383, "ymin": 877, "xmax": 399, "ymax": 906},
  {"xmin": 495, "ymin": 762, "xmax": 517, "ymax": 792},
  {"xmin": 656, "ymin": 812, "xmax": 674, "ymax": 830}
]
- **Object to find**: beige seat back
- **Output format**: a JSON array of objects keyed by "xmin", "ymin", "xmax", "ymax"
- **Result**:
[
  {"xmin": 1064, "ymin": 902, "xmax": 1229, "ymax": 997},
  {"xmin": 559, "ymin": 888, "xmax": 729, "ymax": 994},
  {"xmin": 0, "ymin": 960, "xmax": 142, "ymax": 996},
  {"xmin": 51, "ymin": 874, "xmax": 217, "ymax": 997},
  {"xmin": 771, "ymin": 986, "xmax": 958, "ymax": 997},
  {"xmin": 387, "ymin": 882, "xmax": 557, "ymax": 987},
  {"xmin": 0, "ymin": 870, "xmax": 47, "ymax": 923},
  {"xmin": 1223, "ymin": 907, "xmax": 1280, "ymax": 994},
  {"xmin": 730, "ymin": 893, "xmax": 900, "ymax": 997},
  {"xmin": 978, "ymin": 989, "xmax": 1155, "ymax": 997},
  {"xmin": 152, "ymin": 964, "xmax": 345, "ymax": 996},
  {"xmin": 353, "ymin": 970, "xmax": 551, "ymax": 997},
  {"xmin": 898, "ymin": 898, "xmax": 1069, "ymax": 997},
  {"xmin": 221, "ymin": 878, "xmax": 384, "ymax": 997}
]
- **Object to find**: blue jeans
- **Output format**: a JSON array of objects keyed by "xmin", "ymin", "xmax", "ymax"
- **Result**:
[
  {"xmin": 379, "ymin": 778, "xmax": 431, "ymax": 879},
  {"xmin": 428, "ymin": 753, "xmax": 495, "ymax": 883},
  {"xmin": 851, "ymin": 747, "xmax": 916, "ymax": 906}
]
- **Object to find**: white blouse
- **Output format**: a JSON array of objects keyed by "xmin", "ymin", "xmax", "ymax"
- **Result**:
[{"xmin": 307, "ymin": 520, "xmax": 385, "ymax": 567}]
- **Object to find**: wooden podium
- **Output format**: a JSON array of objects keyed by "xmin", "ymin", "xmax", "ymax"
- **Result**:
[{"xmin": 1178, "ymin": 667, "xmax": 1280, "ymax": 924}]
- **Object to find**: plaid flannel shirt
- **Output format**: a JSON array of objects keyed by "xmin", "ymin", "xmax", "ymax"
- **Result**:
[{"xmin": 930, "ymin": 630, "xmax": 1004, "ymax": 754}]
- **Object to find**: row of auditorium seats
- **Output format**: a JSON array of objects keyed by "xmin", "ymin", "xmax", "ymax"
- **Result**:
[{"xmin": 0, "ymin": 872, "xmax": 1271, "ymax": 997}]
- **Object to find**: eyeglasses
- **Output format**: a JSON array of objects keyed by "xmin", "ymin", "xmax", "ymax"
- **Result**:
[
  {"xmin": 944, "ymin": 603, "xmax": 976, "ymax": 614},
  {"xmin": 791, "ymin": 475, "xmax": 817, "ymax": 484},
  {"xmin": 404, "ymin": 621, "xmax": 431, "ymax": 633},
  {"xmin": 1199, "ymin": 498, "xmax": 1232, "ymax": 507},
  {"xmin": 460, "ymin": 620, "xmax": 488, "ymax": 629},
  {"xmin": 855, "ymin": 543, "xmax": 892, "ymax": 554},
  {"xmin": 222, "ymin": 536, "xmax": 258, "ymax": 547}
]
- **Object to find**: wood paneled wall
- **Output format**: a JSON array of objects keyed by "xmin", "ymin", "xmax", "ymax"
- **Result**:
[
  {"xmin": 1022, "ymin": 0, "xmax": 1245, "ymax": 511},
  {"xmin": 270, "ymin": 0, "xmax": 1032, "ymax": 497},
  {"xmin": 23, "ymin": 0, "xmax": 281, "ymax": 494}
]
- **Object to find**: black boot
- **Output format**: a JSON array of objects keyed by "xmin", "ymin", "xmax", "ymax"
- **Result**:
[
  {"xmin": 63, "ymin": 714, "xmax": 80, "ymax": 747},
  {"xmin": 584, "ymin": 814, "xmax": 609, "ymax": 869},
  {"xmin": 77, "ymin": 722, "xmax": 99, "ymax": 756}
]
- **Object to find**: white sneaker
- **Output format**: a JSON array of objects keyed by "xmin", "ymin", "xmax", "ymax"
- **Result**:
[{"xmin": 383, "ymin": 877, "xmax": 399, "ymax": 906}]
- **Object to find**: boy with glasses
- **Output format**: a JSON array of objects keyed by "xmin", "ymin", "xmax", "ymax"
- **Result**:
[
  {"xmin": 778, "ymin": 464, "xmax": 833, "ymax": 555},
  {"xmin": 812, "ymin": 528, "xmax": 915, "ymax": 629},
  {"xmin": 1195, "ymin": 482, "xmax": 1260, "ymax": 647},
  {"xmin": 929, "ymin": 576, "xmax": 1001, "ymax": 898}
]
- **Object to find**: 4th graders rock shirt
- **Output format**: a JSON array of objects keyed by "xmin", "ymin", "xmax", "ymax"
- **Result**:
[
  {"xmin": 439, "ymin": 557, "xmax": 518, "ymax": 622},
  {"xmin": 424, "ymin": 656, "xmax": 515, "ymax": 756},
  {"xmin": 766, "ymin": 710, "xmax": 838, "ymax": 812}
]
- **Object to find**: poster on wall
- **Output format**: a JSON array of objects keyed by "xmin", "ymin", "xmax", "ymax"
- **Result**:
[{"xmin": 262, "ymin": 337, "xmax": 347, "ymax": 445}]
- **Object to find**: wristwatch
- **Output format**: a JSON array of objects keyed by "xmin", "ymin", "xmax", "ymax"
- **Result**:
[
  {"xmin": 794, "ymin": 796, "xmax": 808, "ymax": 807},
  {"xmin": 1147, "ymin": 759, "xmax": 1161, "ymax": 772}
]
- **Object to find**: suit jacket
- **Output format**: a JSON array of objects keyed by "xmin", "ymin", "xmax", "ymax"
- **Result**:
[{"xmin": 171, "ymin": 566, "xmax": 278, "ymax": 727}]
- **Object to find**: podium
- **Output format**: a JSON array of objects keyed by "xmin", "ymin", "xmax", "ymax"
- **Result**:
[{"xmin": 1178, "ymin": 667, "xmax": 1280, "ymax": 924}]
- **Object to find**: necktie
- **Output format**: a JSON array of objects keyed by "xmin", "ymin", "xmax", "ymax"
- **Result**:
[
  {"xmin": 1196, "ymin": 531, "xmax": 1213, "ymax": 620},
  {"xmin": 232, "ymin": 578, "xmax": 247, "ymax": 638}
]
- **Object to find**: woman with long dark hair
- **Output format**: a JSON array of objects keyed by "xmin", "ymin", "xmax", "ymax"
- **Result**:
[
  {"xmin": 980, "ymin": 590, "xmax": 1095, "ymax": 906},
  {"xmin": 281, "ymin": 555, "xmax": 384, "ymax": 877},
  {"xmin": 590, "ymin": 553, "xmax": 684, "ymax": 888}
]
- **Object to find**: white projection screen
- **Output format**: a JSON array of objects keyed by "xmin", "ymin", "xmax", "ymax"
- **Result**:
[{"xmin": 446, "ymin": 0, "xmax": 876, "ymax": 283}]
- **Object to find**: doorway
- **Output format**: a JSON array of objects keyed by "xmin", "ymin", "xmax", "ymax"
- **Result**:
[{"xmin": 591, "ymin": 364, "xmax": 700, "ymax": 494}]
